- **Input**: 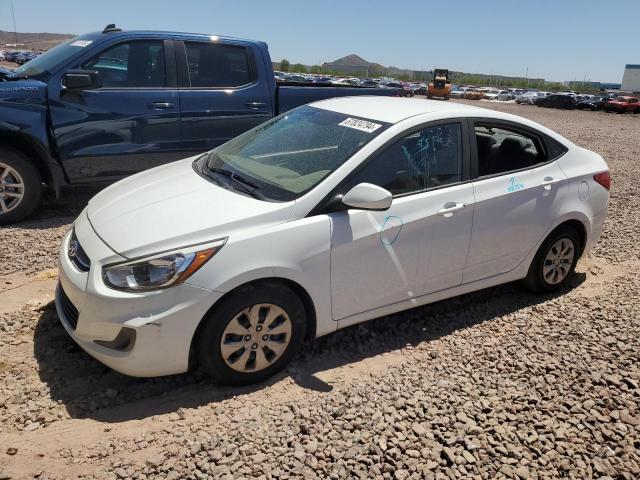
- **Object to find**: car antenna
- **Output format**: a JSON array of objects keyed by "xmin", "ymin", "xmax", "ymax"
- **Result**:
[{"xmin": 102, "ymin": 24, "xmax": 122, "ymax": 33}]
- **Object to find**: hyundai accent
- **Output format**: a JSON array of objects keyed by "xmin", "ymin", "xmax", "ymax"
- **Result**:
[{"xmin": 56, "ymin": 97, "xmax": 610, "ymax": 385}]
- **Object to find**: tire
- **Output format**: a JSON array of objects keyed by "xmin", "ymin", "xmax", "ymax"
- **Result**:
[
  {"xmin": 523, "ymin": 225, "xmax": 581, "ymax": 294},
  {"xmin": 197, "ymin": 281, "xmax": 307, "ymax": 385},
  {"xmin": 444, "ymin": 95, "xmax": 450, "ymax": 100},
  {"xmin": 0, "ymin": 147, "xmax": 42, "ymax": 225},
  {"xmin": 427, "ymin": 94, "xmax": 433, "ymax": 99}
]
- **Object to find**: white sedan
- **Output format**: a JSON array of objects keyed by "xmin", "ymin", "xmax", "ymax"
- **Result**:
[{"xmin": 56, "ymin": 98, "xmax": 610, "ymax": 385}]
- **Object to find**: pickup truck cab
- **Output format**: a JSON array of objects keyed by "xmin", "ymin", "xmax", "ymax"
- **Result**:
[{"xmin": 0, "ymin": 25, "xmax": 399, "ymax": 224}]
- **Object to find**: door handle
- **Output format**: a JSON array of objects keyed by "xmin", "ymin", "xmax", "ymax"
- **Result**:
[
  {"xmin": 147, "ymin": 101, "xmax": 174, "ymax": 110},
  {"xmin": 245, "ymin": 101, "xmax": 267, "ymax": 110},
  {"xmin": 437, "ymin": 202, "xmax": 466, "ymax": 217},
  {"xmin": 541, "ymin": 176, "xmax": 561, "ymax": 190}
]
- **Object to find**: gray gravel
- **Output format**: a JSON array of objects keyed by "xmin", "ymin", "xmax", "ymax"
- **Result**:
[{"xmin": 1, "ymin": 102, "xmax": 639, "ymax": 479}]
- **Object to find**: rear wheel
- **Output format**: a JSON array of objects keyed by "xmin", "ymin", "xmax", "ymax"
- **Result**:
[
  {"xmin": 0, "ymin": 148, "xmax": 42, "ymax": 225},
  {"xmin": 197, "ymin": 282, "xmax": 307, "ymax": 385},
  {"xmin": 444, "ymin": 95, "xmax": 450, "ymax": 100},
  {"xmin": 523, "ymin": 225, "xmax": 580, "ymax": 293}
]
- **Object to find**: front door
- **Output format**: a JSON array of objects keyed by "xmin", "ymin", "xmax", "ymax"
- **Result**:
[
  {"xmin": 175, "ymin": 39, "xmax": 274, "ymax": 154},
  {"xmin": 464, "ymin": 122, "xmax": 569, "ymax": 283},
  {"xmin": 49, "ymin": 39, "xmax": 183, "ymax": 181},
  {"xmin": 330, "ymin": 122, "xmax": 474, "ymax": 320}
]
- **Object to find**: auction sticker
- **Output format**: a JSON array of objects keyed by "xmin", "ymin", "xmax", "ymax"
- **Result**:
[
  {"xmin": 71, "ymin": 40, "xmax": 93, "ymax": 47},
  {"xmin": 339, "ymin": 117, "xmax": 382, "ymax": 133}
]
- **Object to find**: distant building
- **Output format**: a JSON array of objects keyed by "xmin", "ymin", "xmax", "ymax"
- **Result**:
[{"xmin": 621, "ymin": 65, "xmax": 640, "ymax": 92}]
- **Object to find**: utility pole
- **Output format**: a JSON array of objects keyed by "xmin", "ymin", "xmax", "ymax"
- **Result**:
[{"xmin": 11, "ymin": 1, "xmax": 18, "ymax": 47}]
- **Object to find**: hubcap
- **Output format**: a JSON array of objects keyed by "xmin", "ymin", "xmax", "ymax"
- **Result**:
[
  {"xmin": 542, "ymin": 238, "xmax": 575, "ymax": 284},
  {"xmin": 0, "ymin": 162, "xmax": 25, "ymax": 215},
  {"xmin": 220, "ymin": 303, "xmax": 292, "ymax": 373}
]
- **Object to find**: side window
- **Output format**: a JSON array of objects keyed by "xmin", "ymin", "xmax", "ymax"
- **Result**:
[
  {"xmin": 474, "ymin": 124, "xmax": 545, "ymax": 177},
  {"xmin": 184, "ymin": 42, "xmax": 253, "ymax": 88},
  {"xmin": 82, "ymin": 40, "xmax": 166, "ymax": 88},
  {"xmin": 345, "ymin": 123, "xmax": 463, "ymax": 196}
]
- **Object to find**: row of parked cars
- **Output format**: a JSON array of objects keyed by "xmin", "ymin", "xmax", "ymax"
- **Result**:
[
  {"xmin": 273, "ymin": 71, "xmax": 427, "ymax": 97},
  {"xmin": 0, "ymin": 49, "xmax": 42, "ymax": 65},
  {"xmin": 450, "ymin": 85, "xmax": 639, "ymax": 113}
]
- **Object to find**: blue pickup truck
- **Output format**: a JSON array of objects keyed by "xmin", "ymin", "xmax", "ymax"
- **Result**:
[{"xmin": 0, "ymin": 24, "xmax": 399, "ymax": 224}]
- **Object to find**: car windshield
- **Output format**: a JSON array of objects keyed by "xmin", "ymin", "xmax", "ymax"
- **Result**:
[
  {"xmin": 12, "ymin": 35, "xmax": 94, "ymax": 79},
  {"xmin": 201, "ymin": 105, "xmax": 390, "ymax": 201}
]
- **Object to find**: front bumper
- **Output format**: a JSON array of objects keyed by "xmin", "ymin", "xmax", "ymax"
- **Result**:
[{"xmin": 55, "ymin": 217, "xmax": 223, "ymax": 377}]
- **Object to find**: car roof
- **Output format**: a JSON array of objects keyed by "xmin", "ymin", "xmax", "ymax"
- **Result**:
[{"xmin": 310, "ymin": 97, "xmax": 490, "ymax": 124}]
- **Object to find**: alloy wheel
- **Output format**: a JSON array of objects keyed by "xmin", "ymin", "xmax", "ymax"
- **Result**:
[
  {"xmin": 220, "ymin": 303, "xmax": 292, "ymax": 372},
  {"xmin": 0, "ymin": 162, "xmax": 25, "ymax": 214},
  {"xmin": 542, "ymin": 238, "xmax": 575, "ymax": 285}
]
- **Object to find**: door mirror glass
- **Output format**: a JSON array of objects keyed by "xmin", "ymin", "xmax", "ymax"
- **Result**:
[
  {"xmin": 62, "ymin": 69, "xmax": 102, "ymax": 90},
  {"xmin": 342, "ymin": 183, "xmax": 392, "ymax": 211}
]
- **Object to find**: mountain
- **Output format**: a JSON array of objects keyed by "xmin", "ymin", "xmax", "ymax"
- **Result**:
[{"xmin": 323, "ymin": 54, "xmax": 386, "ymax": 75}]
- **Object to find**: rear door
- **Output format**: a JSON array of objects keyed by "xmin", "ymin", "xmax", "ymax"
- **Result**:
[
  {"xmin": 464, "ymin": 120, "xmax": 568, "ymax": 283},
  {"xmin": 49, "ymin": 38, "xmax": 183, "ymax": 181},
  {"xmin": 175, "ymin": 38, "xmax": 274, "ymax": 154}
]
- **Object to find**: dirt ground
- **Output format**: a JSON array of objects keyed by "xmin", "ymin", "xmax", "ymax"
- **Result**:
[{"xmin": 0, "ymin": 101, "xmax": 638, "ymax": 480}]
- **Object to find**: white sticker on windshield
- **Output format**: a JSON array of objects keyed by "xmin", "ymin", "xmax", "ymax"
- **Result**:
[
  {"xmin": 71, "ymin": 40, "xmax": 93, "ymax": 47},
  {"xmin": 339, "ymin": 117, "xmax": 382, "ymax": 133}
]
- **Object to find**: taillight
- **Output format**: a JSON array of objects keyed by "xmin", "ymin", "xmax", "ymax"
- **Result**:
[{"xmin": 593, "ymin": 171, "xmax": 611, "ymax": 190}]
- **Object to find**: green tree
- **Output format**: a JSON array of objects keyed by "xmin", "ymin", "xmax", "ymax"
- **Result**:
[
  {"xmin": 310, "ymin": 65, "xmax": 322, "ymax": 74},
  {"xmin": 291, "ymin": 63, "xmax": 307, "ymax": 73},
  {"xmin": 279, "ymin": 59, "xmax": 290, "ymax": 72}
]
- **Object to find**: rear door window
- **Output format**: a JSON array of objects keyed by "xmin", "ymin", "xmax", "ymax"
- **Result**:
[
  {"xmin": 474, "ymin": 124, "xmax": 546, "ymax": 177},
  {"xmin": 184, "ymin": 42, "xmax": 253, "ymax": 88}
]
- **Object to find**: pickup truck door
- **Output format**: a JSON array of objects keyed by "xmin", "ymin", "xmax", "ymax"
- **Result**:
[
  {"xmin": 48, "ymin": 38, "xmax": 183, "ymax": 182},
  {"xmin": 174, "ymin": 38, "xmax": 274, "ymax": 153}
]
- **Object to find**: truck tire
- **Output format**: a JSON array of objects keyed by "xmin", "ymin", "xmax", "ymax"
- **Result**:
[
  {"xmin": 444, "ymin": 95, "xmax": 450, "ymax": 100},
  {"xmin": 427, "ymin": 94, "xmax": 433, "ymax": 99},
  {"xmin": 0, "ymin": 147, "xmax": 42, "ymax": 225}
]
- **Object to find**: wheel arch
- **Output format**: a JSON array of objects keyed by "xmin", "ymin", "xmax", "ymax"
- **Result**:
[
  {"xmin": 0, "ymin": 131, "xmax": 64, "ymax": 196},
  {"xmin": 187, "ymin": 276, "xmax": 318, "ymax": 370}
]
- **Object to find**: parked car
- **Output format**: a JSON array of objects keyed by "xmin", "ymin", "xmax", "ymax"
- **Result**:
[
  {"xmin": 55, "ymin": 97, "xmax": 610, "ymax": 384},
  {"xmin": 449, "ymin": 86, "xmax": 467, "ymax": 98},
  {"xmin": 0, "ymin": 25, "xmax": 400, "ymax": 224},
  {"xmin": 576, "ymin": 95, "xmax": 605, "ymax": 111},
  {"xmin": 481, "ymin": 89, "xmax": 501, "ymax": 101},
  {"xmin": 534, "ymin": 94, "xmax": 577, "ymax": 109},
  {"xmin": 464, "ymin": 88, "xmax": 483, "ymax": 100},
  {"xmin": 516, "ymin": 91, "xmax": 547, "ymax": 105},
  {"xmin": 497, "ymin": 90, "xmax": 514, "ymax": 101},
  {"xmin": 602, "ymin": 96, "xmax": 639, "ymax": 114}
]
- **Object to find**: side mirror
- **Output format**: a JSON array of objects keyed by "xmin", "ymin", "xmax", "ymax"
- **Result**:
[
  {"xmin": 342, "ymin": 183, "xmax": 392, "ymax": 211},
  {"xmin": 62, "ymin": 69, "xmax": 101, "ymax": 90}
]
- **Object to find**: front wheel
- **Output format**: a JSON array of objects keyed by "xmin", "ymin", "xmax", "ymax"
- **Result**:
[
  {"xmin": 197, "ymin": 282, "xmax": 307, "ymax": 385},
  {"xmin": 523, "ymin": 225, "xmax": 580, "ymax": 293},
  {"xmin": 0, "ymin": 148, "xmax": 42, "ymax": 225}
]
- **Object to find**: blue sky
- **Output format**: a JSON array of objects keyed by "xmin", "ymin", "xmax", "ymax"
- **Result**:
[{"xmin": 1, "ymin": 0, "xmax": 637, "ymax": 82}]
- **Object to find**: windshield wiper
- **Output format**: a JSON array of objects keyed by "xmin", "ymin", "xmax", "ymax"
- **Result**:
[{"xmin": 207, "ymin": 166, "xmax": 263, "ymax": 199}]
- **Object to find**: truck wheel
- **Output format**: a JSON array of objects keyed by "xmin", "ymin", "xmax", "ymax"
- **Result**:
[
  {"xmin": 427, "ymin": 94, "xmax": 433, "ymax": 99},
  {"xmin": 0, "ymin": 148, "xmax": 42, "ymax": 225},
  {"xmin": 444, "ymin": 95, "xmax": 450, "ymax": 100},
  {"xmin": 197, "ymin": 281, "xmax": 307, "ymax": 385}
]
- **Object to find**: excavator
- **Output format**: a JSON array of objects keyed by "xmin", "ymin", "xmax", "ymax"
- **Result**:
[{"xmin": 427, "ymin": 69, "xmax": 452, "ymax": 100}]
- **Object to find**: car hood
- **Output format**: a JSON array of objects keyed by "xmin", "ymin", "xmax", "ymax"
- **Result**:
[{"xmin": 86, "ymin": 158, "xmax": 294, "ymax": 258}]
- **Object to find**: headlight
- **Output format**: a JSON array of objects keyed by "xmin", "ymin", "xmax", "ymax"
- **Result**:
[{"xmin": 102, "ymin": 240, "xmax": 225, "ymax": 291}]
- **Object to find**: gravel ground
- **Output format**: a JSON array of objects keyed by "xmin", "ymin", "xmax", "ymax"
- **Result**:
[{"xmin": 0, "ymin": 102, "xmax": 639, "ymax": 479}]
